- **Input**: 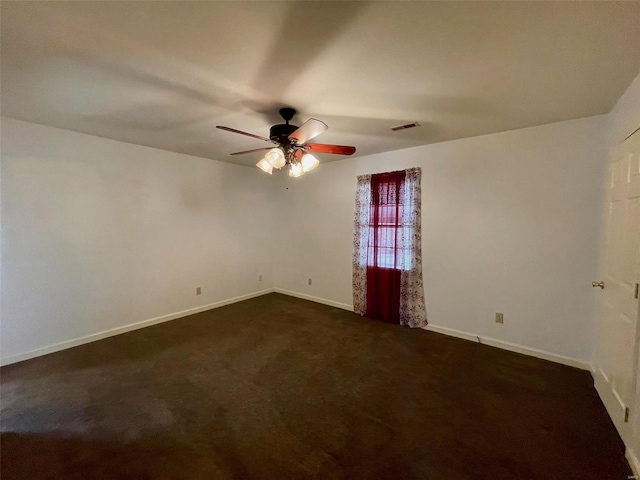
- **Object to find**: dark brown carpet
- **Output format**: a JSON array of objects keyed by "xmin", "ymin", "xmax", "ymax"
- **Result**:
[{"xmin": 0, "ymin": 293, "xmax": 631, "ymax": 479}]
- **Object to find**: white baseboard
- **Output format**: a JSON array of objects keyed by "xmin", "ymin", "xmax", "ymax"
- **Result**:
[
  {"xmin": 2, "ymin": 287, "xmax": 588, "ymax": 373},
  {"xmin": 274, "ymin": 288, "xmax": 354, "ymax": 312},
  {"xmin": 0, "ymin": 288, "xmax": 275, "ymax": 366},
  {"xmin": 272, "ymin": 290, "xmax": 588, "ymax": 370},
  {"xmin": 627, "ymin": 448, "xmax": 640, "ymax": 478},
  {"xmin": 423, "ymin": 324, "xmax": 589, "ymax": 370}
]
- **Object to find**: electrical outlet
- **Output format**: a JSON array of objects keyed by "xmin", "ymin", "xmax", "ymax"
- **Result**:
[
  {"xmin": 259, "ymin": 274, "xmax": 263, "ymax": 282},
  {"xmin": 495, "ymin": 312, "xmax": 504, "ymax": 324},
  {"xmin": 308, "ymin": 278, "xmax": 312, "ymax": 286},
  {"xmin": 196, "ymin": 287, "xmax": 202, "ymax": 295}
]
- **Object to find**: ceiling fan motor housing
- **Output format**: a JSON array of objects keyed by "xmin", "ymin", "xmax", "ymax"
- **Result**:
[
  {"xmin": 218, "ymin": 105, "xmax": 355, "ymax": 161},
  {"xmin": 270, "ymin": 124, "xmax": 298, "ymax": 144}
]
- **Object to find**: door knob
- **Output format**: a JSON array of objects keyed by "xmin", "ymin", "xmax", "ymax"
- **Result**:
[{"xmin": 592, "ymin": 281, "xmax": 605, "ymax": 289}]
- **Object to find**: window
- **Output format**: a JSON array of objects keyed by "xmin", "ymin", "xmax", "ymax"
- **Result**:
[
  {"xmin": 352, "ymin": 167, "xmax": 427, "ymax": 327},
  {"xmin": 366, "ymin": 171, "xmax": 412, "ymax": 270}
]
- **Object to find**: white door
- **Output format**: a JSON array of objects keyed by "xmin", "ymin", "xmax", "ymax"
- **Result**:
[{"xmin": 593, "ymin": 128, "xmax": 640, "ymax": 446}]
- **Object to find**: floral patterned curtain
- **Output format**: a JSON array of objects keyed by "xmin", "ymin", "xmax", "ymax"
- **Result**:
[
  {"xmin": 352, "ymin": 174, "xmax": 371, "ymax": 316},
  {"xmin": 352, "ymin": 168, "xmax": 427, "ymax": 328}
]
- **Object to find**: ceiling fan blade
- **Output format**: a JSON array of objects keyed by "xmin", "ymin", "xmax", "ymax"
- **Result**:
[
  {"xmin": 303, "ymin": 143, "xmax": 356, "ymax": 155},
  {"xmin": 289, "ymin": 118, "xmax": 328, "ymax": 144},
  {"xmin": 216, "ymin": 126, "xmax": 275, "ymax": 144},
  {"xmin": 230, "ymin": 147, "xmax": 274, "ymax": 156}
]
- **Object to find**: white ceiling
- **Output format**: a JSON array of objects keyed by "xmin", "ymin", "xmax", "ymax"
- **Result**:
[{"xmin": 2, "ymin": 1, "xmax": 639, "ymax": 167}]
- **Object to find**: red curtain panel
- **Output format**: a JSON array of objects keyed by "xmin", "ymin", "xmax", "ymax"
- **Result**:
[{"xmin": 365, "ymin": 170, "xmax": 405, "ymax": 323}]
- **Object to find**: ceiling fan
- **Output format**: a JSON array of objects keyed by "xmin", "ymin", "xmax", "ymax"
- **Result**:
[{"xmin": 216, "ymin": 108, "xmax": 356, "ymax": 177}]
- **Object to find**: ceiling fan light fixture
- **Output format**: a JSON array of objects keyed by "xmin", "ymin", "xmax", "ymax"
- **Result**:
[
  {"xmin": 256, "ymin": 158, "xmax": 273, "ymax": 175},
  {"xmin": 301, "ymin": 153, "xmax": 319, "ymax": 172},
  {"xmin": 288, "ymin": 162, "xmax": 304, "ymax": 178},
  {"xmin": 218, "ymin": 108, "xmax": 355, "ymax": 177},
  {"xmin": 265, "ymin": 147, "xmax": 286, "ymax": 168}
]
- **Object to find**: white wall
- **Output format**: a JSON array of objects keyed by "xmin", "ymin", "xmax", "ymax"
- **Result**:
[
  {"xmin": 274, "ymin": 116, "xmax": 607, "ymax": 364},
  {"xmin": 0, "ymin": 118, "xmax": 275, "ymax": 363},
  {"xmin": 606, "ymin": 72, "xmax": 640, "ymax": 148},
  {"xmin": 0, "ymin": 114, "xmax": 612, "ymax": 366}
]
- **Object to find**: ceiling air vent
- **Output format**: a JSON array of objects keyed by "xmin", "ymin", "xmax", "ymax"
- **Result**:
[{"xmin": 391, "ymin": 121, "xmax": 421, "ymax": 131}]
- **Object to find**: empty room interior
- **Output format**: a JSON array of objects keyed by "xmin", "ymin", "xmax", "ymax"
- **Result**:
[{"xmin": 1, "ymin": 1, "xmax": 640, "ymax": 479}]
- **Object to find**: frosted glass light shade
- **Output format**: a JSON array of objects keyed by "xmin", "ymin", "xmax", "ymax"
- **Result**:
[
  {"xmin": 301, "ymin": 153, "xmax": 319, "ymax": 172},
  {"xmin": 288, "ymin": 162, "xmax": 304, "ymax": 177},
  {"xmin": 256, "ymin": 158, "xmax": 273, "ymax": 174},
  {"xmin": 265, "ymin": 148, "xmax": 286, "ymax": 168}
]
